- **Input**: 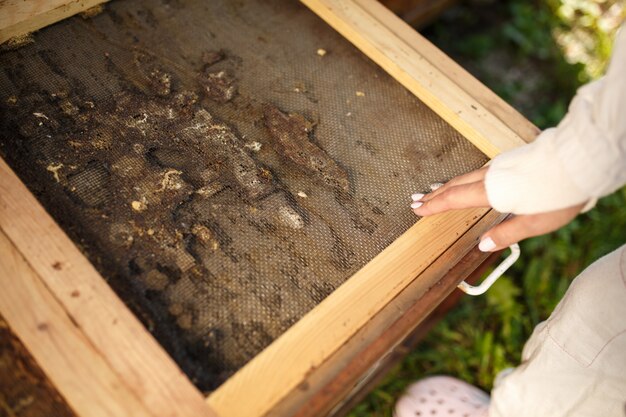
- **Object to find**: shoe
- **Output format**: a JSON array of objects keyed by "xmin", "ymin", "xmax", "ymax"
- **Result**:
[{"xmin": 394, "ymin": 376, "xmax": 490, "ymax": 417}]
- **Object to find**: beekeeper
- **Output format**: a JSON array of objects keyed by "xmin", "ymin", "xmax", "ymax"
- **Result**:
[{"xmin": 397, "ymin": 24, "xmax": 626, "ymax": 417}]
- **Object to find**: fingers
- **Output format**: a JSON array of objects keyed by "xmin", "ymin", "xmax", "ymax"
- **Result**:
[
  {"xmin": 420, "ymin": 167, "xmax": 488, "ymax": 202},
  {"xmin": 478, "ymin": 204, "xmax": 584, "ymax": 251},
  {"xmin": 408, "ymin": 168, "xmax": 583, "ymax": 252},
  {"xmin": 409, "ymin": 167, "xmax": 489, "ymax": 216},
  {"xmin": 411, "ymin": 181, "xmax": 490, "ymax": 216}
]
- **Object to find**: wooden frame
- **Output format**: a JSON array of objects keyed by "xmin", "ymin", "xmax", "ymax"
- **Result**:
[
  {"xmin": 0, "ymin": 1, "xmax": 537, "ymax": 416},
  {"xmin": 0, "ymin": 0, "xmax": 109, "ymax": 44},
  {"xmin": 0, "ymin": 158, "xmax": 220, "ymax": 417}
]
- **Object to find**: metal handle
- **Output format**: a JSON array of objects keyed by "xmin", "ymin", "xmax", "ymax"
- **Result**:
[{"xmin": 457, "ymin": 244, "xmax": 520, "ymax": 296}]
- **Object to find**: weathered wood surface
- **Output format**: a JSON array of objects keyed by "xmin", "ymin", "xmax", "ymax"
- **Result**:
[
  {"xmin": 0, "ymin": 159, "xmax": 218, "ymax": 417},
  {"xmin": 292, "ymin": 248, "xmax": 498, "ymax": 417},
  {"xmin": 0, "ymin": 0, "xmax": 108, "ymax": 44},
  {"xmin": 0, "ymin": 1, "xmax": 537, "ymax": 417},
  {"xmin": 207, "ymin": 1, "xmax": 537, "ymax": 415},
  {"xmin": 360, "ymin": 0, "xmax": 540, "ymax": 143},
  {"xmin": 0, "ymin": 230, "xmax": 154, "ymax": 417},
  {"xmin": 301, "ymin": 0, "xmax": 537, "ymax": 156},
  {"xmin": 0, "ymin": 0, "xmax": 488, "ymax": 391},
  {"xmin": 207, "ymin": 206, "xmax": 491, "ymax": 417},
  {"xmin": 266, "ymin": 213, "xmax": 506, "ymax": 417},
  {"xmin": 0, "ymin": 314, "xmax": 77, "ymax": 417}
]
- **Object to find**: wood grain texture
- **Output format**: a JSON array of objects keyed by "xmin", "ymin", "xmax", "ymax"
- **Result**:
[
  {"xmin": 301, "ymin": 0, "xmax": 535, "ymax": 156},
  {"xmin": 0, "ymin": 0, "xmax": 107, "ymax": 44},
  {"xmin": 0, "ymin": 314, "xmax": 77, "ymax": 417},
  {"xmin": 266, "ymin": 211, "xmax": 506, "ymax": 417},
  {"xmin": 0, "ymin": 2, "xmax": 535, "ymax": 416},
  {"xmin": 207, "ymin": 206, "xmax": 489, "ymax": 417},
  {"xmin": 208, "ymin": 1, "xmax": 536, "ymax": 414},
  {"xmin": 355, "ymin": 0, "xmax": 539, "ymax": 143},
  {"xmin": 0, "ymin": 158, "xmax": 218, "ymax": 417},
  {"xmin": 325, "ymin": 250, "xmax": 503, "ymax": 417},
  {"xmin": 0, "ymin": 230, "xmax": 153, "ymax": 417}
]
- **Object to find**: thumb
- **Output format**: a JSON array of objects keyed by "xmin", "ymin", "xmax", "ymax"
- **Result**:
[
  {"xmin": 478, "ymin": 205, "xmax": 583, "ymax": 252},
  {"xmin": 478, "ymin": 216, "xmax": 531, "ymax": 252}
]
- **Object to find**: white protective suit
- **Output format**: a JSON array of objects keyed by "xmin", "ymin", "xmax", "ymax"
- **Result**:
[{"xmin": 487, "ymin": 25, "xmax": 626, "ymax": 417}]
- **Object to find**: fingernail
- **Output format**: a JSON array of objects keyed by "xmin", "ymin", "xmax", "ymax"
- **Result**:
[
  {"xmin": 410, "ymin": 201, "xmax": 423, "ymax": 209},
  {"xmin": 430, "ymin": 182, "xmax": 444, "ymax": 191},
  {"xmin": 478, "ymin": 237, "xmax": 496, "ymax": 252},
  {"xmin": 411, "ymin": 193, "xmax": 424, "ymax": 201}
]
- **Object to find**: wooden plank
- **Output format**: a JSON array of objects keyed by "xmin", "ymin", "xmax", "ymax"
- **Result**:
[
  {"xmin": 208, "ymin": 1, "xmax": 537, "ymax": 414},
  {"xmin": 0, "ymin": 158, "xmax": 219, "ymax": 417},
  {"xmin": 0, "ymin": 3, "xmax": 536, "ymax": 417},
  {"xmin": 207, "ymin": 205, "xmax": 489, "ymax": 417},
  {"xmin": 0, "ymin": 0, "xmax": 108, "ymax": 44},
  {"xmin": 300, "ymin": 0, "xmax": 534, "ymax": 156},
  {"xmin": 310, "ymin": 249, "xmax": 504, "ymax": 417},
  {"xmin": 326, "ymin": 250, "xmax": 503, "ymax": 417},
  {"xmin": 0, "ymin": 314, "xmax": 77, "ymax": 417},
  {"xmin": 0, "ymin": 230, "xmax": 153, "ymax": 417},
  {"xmin": 266, "ymin": 211, "xmax": 506, "ymax": 417},
  {"xmin": 356, "ymin": 0, "xmax": 539, "ymax": 143}
]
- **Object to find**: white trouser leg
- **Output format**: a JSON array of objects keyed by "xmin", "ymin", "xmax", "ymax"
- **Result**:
[{"xmin": 489, "ymin": 244, "xmax": 626, "ymax": 417}]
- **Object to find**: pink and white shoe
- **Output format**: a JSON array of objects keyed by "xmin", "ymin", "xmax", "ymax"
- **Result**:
[{"xmin": 394, "ymin": 376, "xmax": 490, "ymax": 417}]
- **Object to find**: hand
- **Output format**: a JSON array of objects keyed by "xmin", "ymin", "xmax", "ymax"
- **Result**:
[{"xmin": 410, "ymin": 167, "xmax": 584, "ymax": 252}]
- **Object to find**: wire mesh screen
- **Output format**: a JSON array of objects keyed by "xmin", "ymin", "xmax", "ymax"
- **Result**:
[{"xmin": 0, "ymin": 0, "xmax": 488, "ymax": 391}]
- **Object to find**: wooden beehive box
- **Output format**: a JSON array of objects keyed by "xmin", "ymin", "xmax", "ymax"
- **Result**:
[{"xmin": 0, "ymin": 1, "xmax": 538, "ymax": 416}]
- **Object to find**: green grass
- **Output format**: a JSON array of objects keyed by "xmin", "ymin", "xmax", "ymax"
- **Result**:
[{"xmin": 349, "ymin": 1, "xmax": 625, "ymax": 415}]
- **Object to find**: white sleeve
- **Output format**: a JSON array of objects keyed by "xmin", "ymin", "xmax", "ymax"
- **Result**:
[{"xmin": 484, "ymin": 25, "xmax": 626, "ymax": 215}]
